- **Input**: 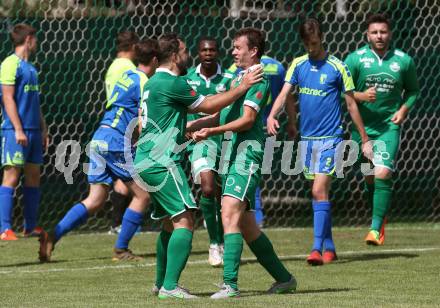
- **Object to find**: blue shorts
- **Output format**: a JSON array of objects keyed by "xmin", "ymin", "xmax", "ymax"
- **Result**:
[
  {"xmin": 1, "ymin": 129, "xmax": 43, "ymax": 166},
  {"xmin": 300, "ymin": 136, "xmax": 343, "ymax": 180},
  {"xmin": 87, "ymin": 127, "xmax": 134, "ymax": 185}
]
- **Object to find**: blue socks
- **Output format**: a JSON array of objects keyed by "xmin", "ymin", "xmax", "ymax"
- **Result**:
[
  {"xmin": 54, "ymin": 203, "xmax": 88, "ymax": 242},
  {"xmin": 323, "ymin": 206, "xmax": 335, "ymax": 252},
  {"xmin": 312, "ymin": 200, "xmax": 332, "ymax": 252},
  {"xmin": 115, "ymin": 208, "xmax": 144, "ymax": 249},
  {"xmin": 0, "ymin": 186, "xmax": 14, "ymax": 232},
  {"xmin": 23, "ymin": 186, "xmax": 41, "ymax": 233}
]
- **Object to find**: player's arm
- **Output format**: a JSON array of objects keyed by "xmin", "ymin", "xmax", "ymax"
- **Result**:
[
  {"xmin": 284, "ymin": 91, "xmax": 297, "ymax": 139},
  {"xmin": 345, "ymin": 91, "xmax": 372, "ymax": 159},
  {"xmin": 186, "ymin": 112, "xmax": 220, "ymax": 132},
  {"xmin": 1, "ymin": 85, "xmax": 27, "ymax": 146},
  {"xmin": 193, "ymin": 106, "xmax": 256, "ymax": 141},
  {"xmin": 191, "ymin": 66, "xmax": 263, "ymax": 114},
  {"xmin": 266, "ymin": 82, "xmax": 293, "ymax": 135},
  {"xmin": 391, "ymin": 58, "xmax": 420, "ymax": 125}
]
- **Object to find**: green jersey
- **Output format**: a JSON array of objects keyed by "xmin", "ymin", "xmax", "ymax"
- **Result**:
[
  {"xmin": 220, "ymin": 65, "xmax": 270, "ymax": 167},
  {"xmin": 135, "ymin": 68, "xmax": 205, "ymax": 171},
  {"xmin": 186, "ymin": 64, "xmax": 233, "ymax": 121},
  {"xmin": 345, "ymin": 45, "xmax": 419, "ymax": 135},
  {"xmin": 105, "ymin": 57, "xmax": 136, "ymax": 104}
]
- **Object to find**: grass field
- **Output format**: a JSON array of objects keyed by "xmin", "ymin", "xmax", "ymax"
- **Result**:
[{"xmin": 1, "ymin": 224, "xmax": 439, "ymax": 307}]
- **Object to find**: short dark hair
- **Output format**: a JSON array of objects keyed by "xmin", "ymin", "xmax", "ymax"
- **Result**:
[
  {"xmin": 234, "ymin": 28, "xmax": 265, "ymax": 58},
  {"xmin": 116, "ymin": 31, "xmax": 139, "ymax": 53},
  {"xmin": 299, "ymin": 18, "xmax": 322, "ymax": 41},
  {"xmin": 198, "ymin": 36, "xmax": 218, "ymax": 50},
  {"xmin": 135, "ymin": 39, "xmax": 159, "ymax": 66},
  {"xmin": 10, "ymin": 24, "xmax": 36, "ymax": 47},
  {"xmin": 366, "ymin": 13, "xmax": 391, "ymax": 29},
  {"xmin": 158, "ymin": 33, "xmax": 182, "ymax": 64}
]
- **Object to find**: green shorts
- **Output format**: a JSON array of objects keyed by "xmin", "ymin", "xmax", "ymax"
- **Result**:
[
  {"xmin": 222, "ymin": 161, "xmax": 260, "ymax": 211},
  {"xmin": 138, "ymin": 165, "xmax": 197, "ymax": 220},
  {"xmin": 352, "ymin": 129, "xmax": 400, "ymax": 171},
  {"xmin": 187, "ymin": 136, "xmax": 221, "ymax": 183}
]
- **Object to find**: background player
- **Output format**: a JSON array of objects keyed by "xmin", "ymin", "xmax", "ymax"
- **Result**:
[
  {"xmin": 267, "ymin": 19, "xmax": 371, "ymax": 265},
  {"xmin": 345, "ymin": 14, "xmax": 419, "ymax": 245},
  {"xmin": 105, "ymin": 31, "xmax": 139, "ymax": 234},
  {"xmin": 135, "ymin": 33, "xmax": 263, "ymax": 299},
  {"xmin": 38, "ymin": 39, "xmax": 159, "ymax": 262},
  {"xmin": 0, "ymin": 24, "xmax": 48, "ymax": 240},
  {"xmin": 186, "ymin": 37, "xmax": 233, "ymax": 267},
  {"xmin": 191, "ymin": 28, "xmax": 296, "ymax": 298}
]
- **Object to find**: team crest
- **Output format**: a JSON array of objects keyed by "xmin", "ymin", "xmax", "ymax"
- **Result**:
[
  {"xmin": 319, "ymin": 74, "xmax": 327, "ymax": 84},
  {"xmin": 190, "ymin": 89, "xmax": 196, "ymax": 96},
  {"xmin": 256, "ymin": 91, "xmax": 263, "ymax": 100},
  {"xmin": 389, "ymin": 62, "xmax": 401, "ymax": 72}
]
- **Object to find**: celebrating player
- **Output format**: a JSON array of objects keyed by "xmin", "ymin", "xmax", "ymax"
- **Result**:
[
  {"xmin": 0, "ymin": 24, "xmax": 48, "ymax": 240},
  {"xmin": 105, "ymin": 31, "xmax": 139, "ymax": 235},
  {"xmin": 38, "ymin": 39, "xmax": 159, "ymax": 262},
  {"xmin": 135, "ymin": 33, "xmax": 263, "ymax": 299},
  {"xmin": 190, "ymin": 28, "xmax": 297, "ymax": 298},
  {"xmin": 345, "ymin": 14, "xmax": 419, "ymax": 245},
  {"xmin": 267, "ymin": 19, "xmax": 371, "ymax": 265},
  {"xmin": 186, "ymin": 37, "xmax": 234, "ymax": 267}
]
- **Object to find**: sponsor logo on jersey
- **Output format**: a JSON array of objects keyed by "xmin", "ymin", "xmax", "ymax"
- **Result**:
[
  {"xmin": 24, "ymin": 84, "xmax": 39, "ymax": 92},
  {"xmin": 216, "ymin": 84, "xmax": 227, "ymax": 93},
  {"xmin": 310, "ymin": 65, "xmax": 318, "ymax": 72},
  {"xmin": 356, "ymin": 49, "xmax": 367, "ymax": 55},
  {"xmin": 299, "ymin": 87, "xmax": 327, "ymax": 97},
  {"xmin": 319, "ymin": 74, "xmax": 327, "ymax": 84},
  {"xmin": 234, "ymin": 185, "xmax": 242, "ymax": 193},
  {"xmin": 389, "ymin": 62, "xmax": 401, "ymax": 72},
  {"xmin": 187, "ymin": 80, "xmax": 201, "ymax": 86}
]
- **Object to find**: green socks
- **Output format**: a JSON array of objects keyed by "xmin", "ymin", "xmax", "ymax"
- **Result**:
[
  {"xmin": 371, "ymin": 178, "xmax": 393, "ymax": 231},
  {"xmin": 223, "ymin": 233, "xmax": 243, "ymax": 290},
  {"xmin": 155, "ymin": 230, "xmax": 172, "ymax": 288},
  {"xmin": 200, "ymin": 196, "xmax": 219, "ymax": 244},
  {"xmin": 248, "ymin": 232, "xmax": 291, "ymax": 283},
  {"xmin": 162, "ymin": 228, "xmax": 193, "ymax": 290}
]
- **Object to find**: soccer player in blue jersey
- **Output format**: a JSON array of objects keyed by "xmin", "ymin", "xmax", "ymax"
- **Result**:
[
  {"xmin": 229, "ymin": 55, "xmax": 297, "ymax": 226},
  {"xmin": 267, "ymin": 18, "xmax": 371, "ymax": 265},
  {"xmin": 38, "ymin": 39, "xmax": 159, "ymax": 262},
  {"xmin": 0, "ymin": 24, "xmax": 48, "ymax": 241}
]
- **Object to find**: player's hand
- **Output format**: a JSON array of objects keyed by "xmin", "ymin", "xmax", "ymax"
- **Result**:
[
  {"xmin": 185, "ymin": 131, "xmax": 193, "ymax": 140},
  {"xmin": 266, "ymin": 116, "xmax": 280, "ymax": 136},
  {"xmin": 192, "ymin": 128, "xmax": 211, "ymax": 142},
  {"xmin": 362, "ymin": 140, "xmax": 374, "ymax": 161},
  {"xmin": 391, "ymin": 107, "xmax": 409, "ymax": 125},
  {"xmin": 42, "ymin": 129, "xmax": 49, "ymax": 151},
  {"xmin": 286, "ymin": 120, "xmax": 297, "ymax": 140},
  {"xmin": 363, "ymin": 86, "xmax": 377, "ymax": 102},
  {"xmin": 240, "ymin": 65, "xmax": 264, "ymax": 90},
  {"xmin": 15, "ymin": 130, "xmax": 28, "ymax": 147}
]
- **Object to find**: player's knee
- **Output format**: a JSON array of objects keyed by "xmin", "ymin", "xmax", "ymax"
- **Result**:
[
  {"xmin": 2, "ymin": 167, "xmax": 21, "ymax": 187},
  {"xmin": 114, "ymin": 180, "xmax": 130, "ymax": 196},
  {"xmin": 221, "ymin": 210, "xmax": 240, "ymax": 229},
  {"xmin": 312, "ymin": 187, "xmax": 328, "ymax": 201},
  {"xmin": 375, "ymin": 168, "xmax": 393, "ymax": 180},
  {"xmin": 172, "ymin": 211, "xmax": 194, "ymax": 231},
  {"xmin": 201, "ymin": 183, "xmax": 215, "ymax": 198}
]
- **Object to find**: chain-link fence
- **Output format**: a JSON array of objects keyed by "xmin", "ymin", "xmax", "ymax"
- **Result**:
[{"xmin": 0, "ymin": 0, "xmax": 439, "ymax": 231}]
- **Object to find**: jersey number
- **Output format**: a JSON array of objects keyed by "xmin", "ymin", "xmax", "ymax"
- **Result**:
[{"xmin": 140, "ymin": 90, "xmax": 149, "ymax": 128}]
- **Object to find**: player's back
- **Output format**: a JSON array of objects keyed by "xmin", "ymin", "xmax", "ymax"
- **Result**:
[
  {"xmin": 286, "ymin": 53, "xmax": 353, "ymax": 138},
  {"xmin": 100, "ymin": 68, "xmax": 148, "ymax": 136},
  {"xmin": 105, "ymin": 57, "xmax": 136, "ymax": 103},
  {"xmin": 0, "ymin": 54, "xmax": 40, "ymax": 130}
]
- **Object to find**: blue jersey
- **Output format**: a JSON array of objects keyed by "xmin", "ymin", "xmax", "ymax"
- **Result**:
[
  {"xmin": 0, "ymin": 54, "xmax": 40, "ymax": 130},
  {"xmin": 229, "ymin": 56, "xmax": 285, "ymax": 122},
  {"xmin": 285, "ymin": 53, "xmax": 355, "ymax": 138},
  {"xmin": 100, "ymin": 68, "xmax": 148, "ymax": 136}
]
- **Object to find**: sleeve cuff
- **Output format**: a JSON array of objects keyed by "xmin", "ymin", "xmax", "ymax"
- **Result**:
[
  {"xmin": 188, "ymin": 95, "xmax": 206, "ymax": 110},
  {"xmin": 244, "ymin": 100, "xmax": 260, "ymax": 112}
]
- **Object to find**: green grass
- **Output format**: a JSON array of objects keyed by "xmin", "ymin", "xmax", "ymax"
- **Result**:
[{"xmin": 1, "ymin": 225, "xmax": 440, "ymax": 307}]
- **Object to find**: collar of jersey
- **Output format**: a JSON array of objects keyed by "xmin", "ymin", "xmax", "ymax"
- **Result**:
[
  {"xmin": 156, "ymin": 67, "xmax": 177, "ymax": 76},
  {"xmin": 238, "ymin": 63, "xmax": 263, "ymax": 76},
  {"xmin": 195, "ymin": 63, "xmax": 222, "ymax": 79},
  {"xmin": 367, "ymin": 44, "xmax": 394, "ymax": 60}
]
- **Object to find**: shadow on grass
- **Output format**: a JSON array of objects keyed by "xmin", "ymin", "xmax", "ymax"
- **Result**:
[
  {"xmin": 193, "ymin": 287, "xmax": 355, "ymax": 298},
  {"xmin": 336, "ymin": 252, "xmax": 418, "ymax": 264},
  {"xmin": 0, "ymin": 259, "xmax": 68, "ymax": 268}
]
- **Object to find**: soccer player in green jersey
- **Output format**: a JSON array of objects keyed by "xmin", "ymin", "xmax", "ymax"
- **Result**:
[
  {"xmin": 135, "ymin": 33, "xmax": 263, "ymax": 299},
  {"xmin": 345, "ymin": 14, "xmax": 419, "ymax": 245},
  {"xmin": 186, "ymin": 37, "xmax": 234, "ymax": 267},
  {"xmin": 191, "ymin": 28, "xmax": 296, "ymax": 299},
  {"xmin": 105, "ymin": 31, "xmax": 139, "ymax": 234}
]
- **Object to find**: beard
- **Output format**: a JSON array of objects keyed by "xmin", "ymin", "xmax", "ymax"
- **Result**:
[{"xmin": 177, "ymin": 59, "xmax": 188, "ymax": 76}]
